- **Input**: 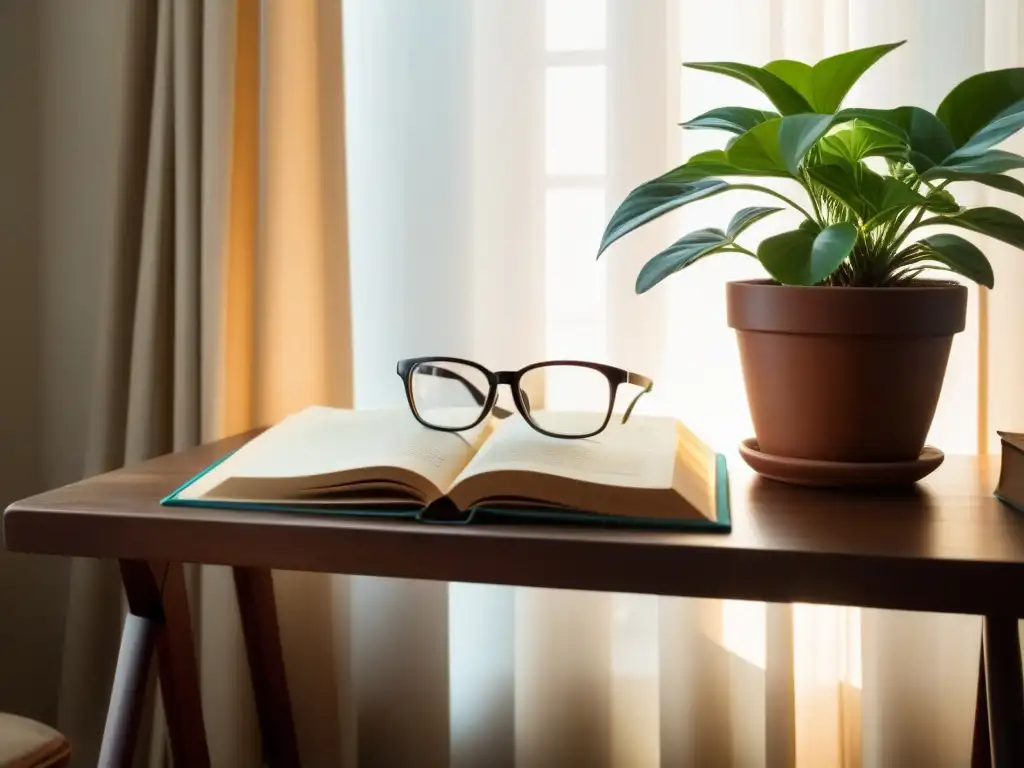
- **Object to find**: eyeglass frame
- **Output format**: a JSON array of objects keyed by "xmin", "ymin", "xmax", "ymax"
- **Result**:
[{"xmin": 395, "ymin": 356, "xmax": 654, "ymax": 439}]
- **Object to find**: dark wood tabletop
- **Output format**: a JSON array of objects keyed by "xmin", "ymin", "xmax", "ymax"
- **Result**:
[
  {"xmin": 5, "ymin": 430, "xmax": 1024, "ymax": 616},
  {"xmin": 10, "ymin": 430, "xmax": 1023, "ymax": 768}
]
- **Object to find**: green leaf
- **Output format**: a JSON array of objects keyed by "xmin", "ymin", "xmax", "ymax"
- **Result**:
[
  {"xmin": 661, "ymin": 151, "xmax": 743, "ymax": 180},
  {"xmin": 923, "ymin": 188, "xmax": 960, "ymax": 214},
  {"xmin": 764, "ymin": 60, "xmax": 815, "ymax": 104},
  {"xmin": 683, "ymin": 61, "xmax": 813, "ymax": 115},
  {"xmin": 864, "ymin": 174, "xmax": 927, "ymax": 212},
  {"xmin": 814, "ymin": 159, "xmax": 922, "ymax": 230},
  {"xmin": 806, "ymin": 222, "xmax": 860, "ymax": 283},
  {"xmin": 685, "ymin": 43, "xmax": 903, "ymax": 116},
  {"xmin": 807, "ymin": 164, "xmax": 867, "ymax": 216},
  {"xmin": 837, "ymin": 107, "xmax": 954, "ymax": 172},
  {"xmin": 667, "ymin": 149, "xmax": 791, "ymax": 180},
  {"xmin": 757, "ymin": 223, "xmax": 857, "ymax": 285},
  {"xmin": 886, "ymin": 158, "xmax": 917, "ymax": 183},
  {"xmin": 940, "ymin": 171, "xmax": 1024, "ymax": 198},
  {"xmin": 818, "ymin": 121, "xmax": 907, "ymax": 166},
  {"xmin": 728, "ymin": 114, "xmax": 834, "ymax": 175},
  {"xmin": 917, "ymin": 234, "xmax": 994, "ymax": 288},
  {"xmin": 778, "ymin": 114, "xmax": 837, "ymax": 174},
  {"xmin": 921, "ymin": 206, "xmax": 1024, "ymax": 250},
  {"xmin": 946, "ymin": 99, "xmax": 1024, "ymax": 160},
  {"xmin": 597, "ymin": 177, "xmax": 729, "ymax": 256},
  {"xmin": 727, "ymin": 122, "xmax": 787, "ymax": 173},
  {"xmin": 648, "ymin": 150, "xmax": 792, "ymax": 185},
  {"xmin": 922, "ymin": 149, "xmax": 1024, "ymax": 179},
  {"xmin": 726, "ymin": 206, "xmax": 783, "ymax": 239},
  {"xmin": 936, "ymin": 68, "xmax": 1024, "ymax": 148},
  {"xmin": 859, "ymin": 176, "xmax": 931, "ymax": 229},
  {"xmin": 680, "ymin": 107, "xmax": 780, "ymax": 135},
  {"xmin": 635, "ymin": 229, "xmax": 731, "ymax": 293},
  {"xmin": 806, "ymin": 41, "xmax": 905, "ymax": 113},
  {"xmin": 758, "ymin": 229, "xmax": 815, "ymax": 284},
  {"xmin": 860, "ymin": 209, "xmax": 904, "ymax": 231}
]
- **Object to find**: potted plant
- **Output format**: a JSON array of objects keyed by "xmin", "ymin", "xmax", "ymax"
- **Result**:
[{"xmin": 598, "ymin": 41, "xmax": 1024, "ymax": 474}]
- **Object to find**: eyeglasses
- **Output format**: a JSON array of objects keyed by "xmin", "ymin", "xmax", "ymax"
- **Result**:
[{"xmin": 395, "ymin": 357, "xmax": 653, "ymax": 439}]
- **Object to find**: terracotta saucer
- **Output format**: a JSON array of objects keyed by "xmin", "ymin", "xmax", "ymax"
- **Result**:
[{"xmin": 738, "ymin": 438, "xmax": 945, "ymax": 489}]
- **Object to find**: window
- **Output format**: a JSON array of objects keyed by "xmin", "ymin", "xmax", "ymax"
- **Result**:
[{"xmin": 544, "ymin": 0, "xmax": 608, "ymax": 411}]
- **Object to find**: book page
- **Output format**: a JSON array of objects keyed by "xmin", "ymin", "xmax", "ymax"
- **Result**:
[
  {"xmin": 452, "ymin": 411, "xmax": 678, "ymax": 490},
  {"xmin": 179, "ymin": 406, "xmax": 492, "ymax": 501}
]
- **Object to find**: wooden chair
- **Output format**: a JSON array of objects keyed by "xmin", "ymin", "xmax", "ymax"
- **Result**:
[{"xmin": 0, "ymin": 713, "xmax": 70, "ymax": 768}]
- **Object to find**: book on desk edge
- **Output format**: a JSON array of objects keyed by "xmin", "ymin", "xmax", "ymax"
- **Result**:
[
  {"xmin": 995, "ymin": 431, "xmax": 1024, "ymax": 514},
  {"xmin": 161, "ymin": 405, "xmax": 731, "ymax": 532}
]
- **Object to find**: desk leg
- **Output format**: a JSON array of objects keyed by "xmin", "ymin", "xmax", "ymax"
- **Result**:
[
  {"xmin": 972, "ymin": 642, "xmax": 991, "ymax": 768},
  {"xmin": 153, "ymin": 562, "xmax": 211, "ymax": 766},
  {"xmin": 99, "ymin": 560, "xmax": 211, "ymax": 768},
  {"xmin": 97, "ymin": 614, "xmax": 158, "ymax": 767},
  {"xmin": 233, "ymin": 566, "xmax": 301, "ymax": 767},
  {"xmin": 973, "ymin": 615, "xmax": 1024, "ymax": 768}
]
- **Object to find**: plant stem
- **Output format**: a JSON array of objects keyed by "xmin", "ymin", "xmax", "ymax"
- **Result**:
[
  {"xmin": 897, "ymin": 206, "xmax": 931, "ymax": 243},
  {"xmin": 801, "ymin": 171, "xmax": 825, "ymax": 224},
  {"xmin": 879, "ymin": 212, "xmax": 909, "ymax": 252},
  {"xmin": 809, "ymin": 190, "xmax": 825, "ymax": 224},
  {"xmin": 743, "ymin": 185, "xmax": 816, "ymax": 223},
  {"xmin": 881, "ymin": 180, "xmax": 951, "ymax": 253}
]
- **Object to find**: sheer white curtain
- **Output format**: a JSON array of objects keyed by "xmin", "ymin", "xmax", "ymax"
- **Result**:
[{"xmin": 341, "ymin": 0, "xmax": 1024, "ymax": 766}]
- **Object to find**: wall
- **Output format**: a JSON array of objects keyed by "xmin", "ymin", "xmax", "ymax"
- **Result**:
[{"xmin": 0, "ymin": 0, "xmax": 127, "ymax": 724}]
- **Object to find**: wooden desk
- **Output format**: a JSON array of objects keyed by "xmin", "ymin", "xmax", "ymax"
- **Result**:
[{"xmin": 4, "ymin": 431, "xmax": 1024, "ymax": 767}]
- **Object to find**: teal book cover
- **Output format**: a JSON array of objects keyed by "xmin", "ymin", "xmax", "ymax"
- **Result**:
[{"xmin": 162, "ymin": 453, "xmax": 732, "ymax": 534}]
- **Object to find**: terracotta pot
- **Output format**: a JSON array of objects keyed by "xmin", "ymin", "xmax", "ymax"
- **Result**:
[{"xmin": 726, "ymin": 279, "xmax": 968, "ymax": 463}]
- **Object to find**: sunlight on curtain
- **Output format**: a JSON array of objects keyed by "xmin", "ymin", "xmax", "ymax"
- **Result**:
[
  {"xmin": 343, "ymin": 0, "xmax": 1021, "ymax": 765},
  {"xmin": 535, "ymin": 1, "xmax": 994, "ymax": 765}
]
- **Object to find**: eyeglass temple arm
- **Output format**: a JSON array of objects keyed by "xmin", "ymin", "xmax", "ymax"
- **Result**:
[
  {"xmin": 621, "ymin": 372, "xmax": 654, "ymax": 424},
  {"xmin": 415, "ymin": 364, "xmax": 531, "ymax": 419}
]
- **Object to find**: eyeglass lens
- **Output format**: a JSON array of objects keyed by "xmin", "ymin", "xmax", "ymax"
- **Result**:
[
  {"xmin": 409, "ymin": 361, "xmax": 491, "ymax": 429},
  {"xmin": 518, "ymin": 364, "xmax": 611, "ymax": 437}
]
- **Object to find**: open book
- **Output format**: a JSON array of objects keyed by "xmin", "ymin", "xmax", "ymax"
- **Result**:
[{"xmin": 164, "ymin": 406, "xmax": 730, "ymax": 530}]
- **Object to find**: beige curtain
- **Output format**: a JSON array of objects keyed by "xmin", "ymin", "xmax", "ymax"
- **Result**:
[
  {"xmin": 49, "ymin": 0, "xmax": 1023, "ymax": 766},
  {"xmin": 58, "ymin": 0, "xmax": 351, "ymax": 764}
]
